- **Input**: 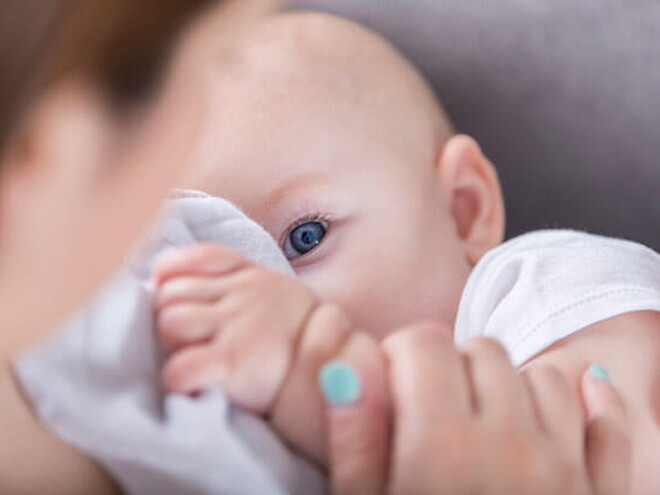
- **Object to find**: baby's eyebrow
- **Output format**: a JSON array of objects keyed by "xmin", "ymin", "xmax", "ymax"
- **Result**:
[{"xmin": 264, "ymin": 172, "xmax": 329, "ymax": 210}]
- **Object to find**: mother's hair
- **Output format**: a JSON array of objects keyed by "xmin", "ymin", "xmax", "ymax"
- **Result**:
[{"xmin": 0, "ymin": 0, "xmax": 214, "ymax": 154}]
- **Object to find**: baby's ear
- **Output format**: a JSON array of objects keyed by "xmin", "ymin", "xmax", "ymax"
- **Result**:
[{"xmin": 437, "ymin": 135, "xmax": 505, "ymax": 265}]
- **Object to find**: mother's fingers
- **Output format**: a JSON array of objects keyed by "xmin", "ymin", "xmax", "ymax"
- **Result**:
[
  {"xmin": 321, "ymin": 332, "xmax": 389, "ymax": 495},
  {"xmin": 521, "ymin": 365, "xmax": 583, "ymax": 458},
  {"xmin": 582, "ymin": 366, "xmax": 631, "ymax": 495},
  {"xmin": 383, "ymin": 322, "xmax": 472, "ymax": 426},
  {"xmin": 461, "ymin": 337, "xmax": 533, "ymax": 426},
  {"xmin": 381, "ymin": 323, "xmax": 475, "ymax": 495}
]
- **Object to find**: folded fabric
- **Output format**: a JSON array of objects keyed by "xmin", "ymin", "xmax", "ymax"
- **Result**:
[
  {"xmin": 455, "ymin": 229, "xmax": 660, "ymax": 366},
  {"xmin": 16, "ymin": 191, "xmax": 327, "ymax": 495}
]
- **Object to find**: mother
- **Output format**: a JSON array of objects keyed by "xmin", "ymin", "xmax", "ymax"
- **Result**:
[
  {"xmin": 0, "ymin": 0, "xmax": 273, "ymax": 492},
  {"xmin": 0, "ymin": 1, "xmax": 630, "ymax": 494}
]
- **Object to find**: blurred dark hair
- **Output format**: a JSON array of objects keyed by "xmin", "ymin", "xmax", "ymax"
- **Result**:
[{"xmin": 0, "ymin": 0, "xmax": 215, "ymax": 153}]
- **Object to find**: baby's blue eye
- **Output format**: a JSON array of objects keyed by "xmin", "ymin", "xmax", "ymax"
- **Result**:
[{"xmin": 283, "ymin": 220, "xmax": 328, "ymax": 260}]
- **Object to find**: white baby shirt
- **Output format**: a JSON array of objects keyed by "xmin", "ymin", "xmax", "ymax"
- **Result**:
[
  {"xmin": 15, "ymin": 193, "xmax": 660, "ymax": 495},
  {"xmin": 454, "ymin": 229, "xmax": 660, "ymax": 365}
]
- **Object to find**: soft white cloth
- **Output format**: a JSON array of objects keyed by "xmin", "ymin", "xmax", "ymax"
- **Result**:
[
  {"xmin": 455, "ymin": 229, "xmax": 660, "ymax": 365},
  {"xmin": 16, "ymin": 191, "xmax": 326, "ymax": 495},
  {"xmin": 15, "ymin": 194, "xmax": 660, "ymax": 495}
]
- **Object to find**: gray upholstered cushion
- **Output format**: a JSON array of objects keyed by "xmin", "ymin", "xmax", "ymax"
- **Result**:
[{"xmin": 291, "ymin": 0, "xmax": 660, "ymax": 250}]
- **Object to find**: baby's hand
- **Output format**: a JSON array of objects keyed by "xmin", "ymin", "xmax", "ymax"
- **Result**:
[
  {"xmin": 153, "ymin": 244, "xmax": 381, "ymax": 466},
  {"xmin": 153, "ymin": 244, "xmax": 319, "ymax": 414}
]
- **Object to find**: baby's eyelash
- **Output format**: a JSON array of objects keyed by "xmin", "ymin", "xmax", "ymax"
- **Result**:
[{"xmin": 279, "ymin": 213, "xmax": 332, "ymax": 246}]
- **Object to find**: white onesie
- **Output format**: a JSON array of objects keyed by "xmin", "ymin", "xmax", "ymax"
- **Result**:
[
  {"xmin": 15, "ymin": 193, "xmax": 660, "ymax": 495},
  {"xmin": 454, "ymin": 229, "xmax": 660, "ymax": 365}
]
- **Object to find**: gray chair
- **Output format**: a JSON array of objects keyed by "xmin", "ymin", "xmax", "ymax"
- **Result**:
[{"xmin": 292, "ymin": 0, "xmax": 660, "ymax": 250}]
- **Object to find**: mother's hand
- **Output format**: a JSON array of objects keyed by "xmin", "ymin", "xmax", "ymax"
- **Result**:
[{"xmin": 323, "ymin": 323, "xmax": 630, "ymax": 495}]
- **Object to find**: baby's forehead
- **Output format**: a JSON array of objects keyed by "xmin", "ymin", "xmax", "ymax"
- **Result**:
[
  {"xmin": 215, "ymin": 14, "xmax": 447, "ymax": 128},
  {"xmin": 197, "ymin": 138, "xmax": 431, "ymax": 220},
  {"xmin": 189, "ymin": 13, "xmax": 451, "ymax": 203}
]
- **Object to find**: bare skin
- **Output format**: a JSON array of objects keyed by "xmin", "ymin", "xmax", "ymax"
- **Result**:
[
  {"xmin": 157, "ymin": 11, "xmax": 651, "ymax": 494},
  {"xmin": 153, "ymin": 243, "xmax": 631, "ymax": 495},
  {"xmin": 0, "ymin": 364, "xmax": 122, "ymax": 495},
  {"xmin": 522, "ymin": 311, "xmax": 660, "ymax": 495}
]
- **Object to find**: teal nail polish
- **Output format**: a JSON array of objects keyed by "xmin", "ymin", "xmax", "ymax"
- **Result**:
[
  {"xmin": 319, "ymin": 361, "xmax": 361, "ymax": 406},
  {"xmin": 589, "ymin": 364, "xmax": 611, "ymax": 383}
]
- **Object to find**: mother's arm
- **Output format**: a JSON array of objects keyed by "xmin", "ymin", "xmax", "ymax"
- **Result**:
[{"xmin": 0, "ymin": 360, "xmax": 121, "ymax": 495}]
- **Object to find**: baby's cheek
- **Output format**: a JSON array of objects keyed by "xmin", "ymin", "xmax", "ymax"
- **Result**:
[{"xmin": 295, "ymin": 272, "xmax": 371, "ymax": 334}]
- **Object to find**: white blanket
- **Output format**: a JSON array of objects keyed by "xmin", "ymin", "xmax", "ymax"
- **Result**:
[{"xmin": 16, "ymin": 191, "xmax": 326, "ymax": 495}]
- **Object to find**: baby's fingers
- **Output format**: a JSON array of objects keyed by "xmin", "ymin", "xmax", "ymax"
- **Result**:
[
  {"xmin": 582, "ymin": 365, "xmax": 631, "ymax": 495},
  {"xmin": 157, "ymin": 303, "xmax": 218, "ymax": 353},
  {"xmin": 162, "ymin": 346, "xmax": 274, "ymax": 413},
  {"xmin": 163, "ymin": 328, "xmax": 294, "ymax": 415},
  {"xmin": 153, "ymin": 244, "xmax": 247, "ymax": 286},
  {"xmin": 163, "ymin": 346, "xmax": 225, "ymax": 395},
  {"xmin": 155, "ymin": 276, "xmax": 227, "ymax": 310}
]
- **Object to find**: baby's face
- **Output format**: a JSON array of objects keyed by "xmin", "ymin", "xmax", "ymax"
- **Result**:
[
  {"xmin": 185, "ymin": 13, "xmax": 481, "ymax": 338},
  {"xmin": 189, "ymin": 100, "xmax": 471, "ymax": 340},
  {"xmin": 196, "ymin": 142, "xmax": 471, "ymax": 339}
]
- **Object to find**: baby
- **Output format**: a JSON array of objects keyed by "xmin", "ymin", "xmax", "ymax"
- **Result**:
[{"xmin": 153, "ymin": 11, "xmax": 660, "ymax": 495}]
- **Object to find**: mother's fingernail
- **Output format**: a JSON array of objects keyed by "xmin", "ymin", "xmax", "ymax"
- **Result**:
[
  {"xmin": 588, "ymin": 363, "xmax": 611, "ymax": 383},
  {"xmin": 319, "ymin": 361, "xmax": 361, "ymax": 406}
]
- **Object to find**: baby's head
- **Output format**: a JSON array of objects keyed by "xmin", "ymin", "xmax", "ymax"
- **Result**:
[{"xmin": 187, "ymin": 12, "xmax": 505, "ymax": 337}]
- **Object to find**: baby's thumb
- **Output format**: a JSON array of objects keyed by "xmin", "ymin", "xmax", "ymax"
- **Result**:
[{"xmin": 581, "ymin": 365, "xmax": 631, "ymax": 495}]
